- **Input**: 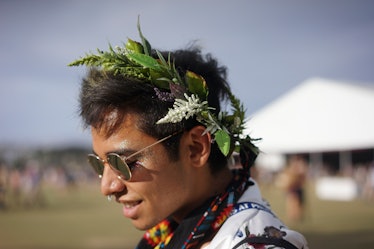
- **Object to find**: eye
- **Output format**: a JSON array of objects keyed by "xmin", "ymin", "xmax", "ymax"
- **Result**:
[{"xmin": 126, "ymin": 160, "xmax": 143, "ymax": 171}]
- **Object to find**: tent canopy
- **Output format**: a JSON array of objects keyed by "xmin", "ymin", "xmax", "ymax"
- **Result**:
[{"xmin": 245, "ymin": 78, "xmax": 374, "ymax": 154}]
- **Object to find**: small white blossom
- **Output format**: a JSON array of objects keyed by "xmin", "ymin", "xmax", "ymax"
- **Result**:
[{"xmin": 156, "ymin": 94, "xmax": 208, "ymax": 124}]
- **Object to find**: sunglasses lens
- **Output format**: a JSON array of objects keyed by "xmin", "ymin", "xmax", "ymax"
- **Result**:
[
  {"xmin": 107, "ymin": 154, "xmax": 131, "ymax": 180},
  {"xmin": 88, "ymin": 155, "xmax": 104, "ymax": 177}
]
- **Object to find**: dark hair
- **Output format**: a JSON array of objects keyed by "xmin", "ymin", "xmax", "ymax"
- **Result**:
[{"xmin": 79, "ymin": 46, "xmax": 230, "ymax": 173}]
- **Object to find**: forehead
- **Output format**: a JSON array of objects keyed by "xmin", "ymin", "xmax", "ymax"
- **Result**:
[
  {"xmin": 91, "ymin": 112, "xmax": 150, "ymax": 155},
  {"xmin": 96, "ymin": 108, "xmax": 141, "ymax": 137}
]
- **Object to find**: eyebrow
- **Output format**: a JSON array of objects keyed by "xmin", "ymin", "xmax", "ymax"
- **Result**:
[{"xmin": 91, "ymin": 148, "xmax": 138, "ymax": 158}]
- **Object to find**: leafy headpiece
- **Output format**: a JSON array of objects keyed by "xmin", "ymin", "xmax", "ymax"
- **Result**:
[{"xmin": 69, "ymin": 21, "xmax": 258, "ymax": 161}]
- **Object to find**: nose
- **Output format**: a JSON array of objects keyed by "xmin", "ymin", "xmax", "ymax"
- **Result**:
[{"xmin": 100, "ymin": 163, "xmax": 126, "ymax": 197}]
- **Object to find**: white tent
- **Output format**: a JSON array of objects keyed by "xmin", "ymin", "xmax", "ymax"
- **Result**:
[{"xmin": 245, "ymin": 78, "xmax": 374, "ymax": 154}]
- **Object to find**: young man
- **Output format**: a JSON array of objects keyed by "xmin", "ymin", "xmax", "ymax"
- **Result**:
[{"xmin": 69, "ymin": 23, "xmax": 308, "ymax": 249}]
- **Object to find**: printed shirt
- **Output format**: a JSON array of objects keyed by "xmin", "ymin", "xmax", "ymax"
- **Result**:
[{"xmin": 205, "ymin": 179, "xmax": 309, "ymax": 249}]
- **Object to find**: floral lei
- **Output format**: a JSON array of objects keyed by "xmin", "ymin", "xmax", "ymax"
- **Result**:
[{"xmin": 68, "ymin": 19, "xmax": 259, "ymax": 159}]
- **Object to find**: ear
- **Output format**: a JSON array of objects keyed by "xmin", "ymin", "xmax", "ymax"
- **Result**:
[{"xmin": 183, "ymin": 126, "xmax": 211, "ymax": 168}]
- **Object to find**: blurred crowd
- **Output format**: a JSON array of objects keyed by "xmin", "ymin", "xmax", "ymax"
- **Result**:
[{"xmin": 0, "ymin": 147, "xmax": 95, "ymax": 210}]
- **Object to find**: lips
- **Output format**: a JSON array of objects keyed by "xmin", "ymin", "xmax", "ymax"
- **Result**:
[
  {"xmin": 123, "ymin": 201, "xmax": 141, "ymax": 208},
  {"xmin": 122, "ymin": 200, "xmax": 142, "ymax": 219}
]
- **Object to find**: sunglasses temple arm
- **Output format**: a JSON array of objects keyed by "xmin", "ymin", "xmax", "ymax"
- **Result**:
[{"xmin": 125, "ymin": 133, "xmax": 174, "ymax": 160}]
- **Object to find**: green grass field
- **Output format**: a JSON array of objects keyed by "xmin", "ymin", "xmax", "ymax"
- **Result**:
[{"xmin": 1, "ymin": 181, "xmax": 373, "ymax": 249}]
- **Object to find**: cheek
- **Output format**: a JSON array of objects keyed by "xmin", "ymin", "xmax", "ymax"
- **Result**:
[
  {"xmin": 140, "ymin": 158, "xmax": 189, "ymax": 220},
  {"xmin": 129, "ymin": 171, "xmax": 188, "ymax": 229}
]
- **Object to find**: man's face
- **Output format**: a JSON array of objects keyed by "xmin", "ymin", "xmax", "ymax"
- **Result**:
[{"xmin": 91, "ymin": 112, "xmax": 193, "ymax": 230}]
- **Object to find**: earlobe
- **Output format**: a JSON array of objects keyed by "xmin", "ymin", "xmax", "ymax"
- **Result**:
[{"xmin": 186, "ymin": 126, "xmax": 211, "ymax": 167}]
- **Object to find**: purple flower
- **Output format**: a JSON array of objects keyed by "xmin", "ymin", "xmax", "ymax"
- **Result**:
[{"xmin": 154, "ymin": 88, "xmax": 174, "ymax": 102}]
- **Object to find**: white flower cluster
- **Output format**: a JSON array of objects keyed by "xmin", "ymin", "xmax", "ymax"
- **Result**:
[{"xmin": 156, "ymin": 94, "xmax": 208, "ymax": 124}]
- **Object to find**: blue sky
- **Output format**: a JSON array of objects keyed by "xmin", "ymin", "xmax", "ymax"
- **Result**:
[{"xmin": 1, "ymin": 0, "xmax": 373, "ymax": 147}]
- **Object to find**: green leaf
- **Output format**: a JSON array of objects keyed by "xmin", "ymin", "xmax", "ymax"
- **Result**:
[
  {"xmin": 125, "ymin": 39, "xmax": 144, "ymax": 53},
  {"xmin": 137, "ymin": 17, "xmax": 151, "ymax": 55},
  {"xmin": 215, "ymin": 130, "xmax": 231, "ymax": 156},
  {"xmin": 127, "ymin": 53, "xmax": 161, "ymax": 70},
  {"xmin": 185, "ymin": 71, "xmax": 208, "ymax": 100},
  {"xmin": 150, "ymin": 71, "xmax": 170, "ymax": 89}
]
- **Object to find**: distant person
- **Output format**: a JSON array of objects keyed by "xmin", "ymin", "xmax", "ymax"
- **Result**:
[
  {"xmin": 0, "ymin": 165, "xmax": 7, "ymax": 209},
  {"xmin": 281, "ymin": 155, "xmax": 307, "ymax": 223},
  {"xmin": 69, "ymin": 21, "xmax": 308, "ymax": 249},
  {"xmin": 363, "ymin": 163, "xmax": 374, "ymax": 201}
]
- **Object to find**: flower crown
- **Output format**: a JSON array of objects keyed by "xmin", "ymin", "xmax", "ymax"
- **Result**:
[{"xmin": 69, "ymin": 21, "xmax": 258, "ymax": 159}]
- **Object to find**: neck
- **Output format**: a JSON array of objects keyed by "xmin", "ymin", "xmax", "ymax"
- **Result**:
[
  {"xmin": 172, "ymin": 166, "xmax": 233, "ymax": 223},
  {"xmin": 209, "ymin": 167, "xmax": 233, "ymax": 196}
]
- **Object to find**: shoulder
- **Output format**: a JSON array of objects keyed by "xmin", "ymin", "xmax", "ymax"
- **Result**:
[{"xmin": 206, "ymin": 180, "xmax": 308, "ymax": 249}]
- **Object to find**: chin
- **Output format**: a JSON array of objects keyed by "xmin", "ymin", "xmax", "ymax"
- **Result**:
[{"xmin": 131, "ymin": 219, "xmax": 156, "ymax": 231}]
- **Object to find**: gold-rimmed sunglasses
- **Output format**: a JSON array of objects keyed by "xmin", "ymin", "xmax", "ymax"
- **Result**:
[{"xmin": 87, "ymin": 132, "xmax": 181, "ymax": 181}]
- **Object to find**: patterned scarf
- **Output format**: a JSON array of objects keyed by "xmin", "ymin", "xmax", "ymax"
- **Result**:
[{"xmin": 135, "ymin": 169, "xmax": 250, "ymax": 249}]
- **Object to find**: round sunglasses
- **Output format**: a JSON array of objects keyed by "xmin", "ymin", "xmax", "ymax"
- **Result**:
[{"xmin": 87, "ymin": 132, "xmax": 180, "ymax": 181}]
